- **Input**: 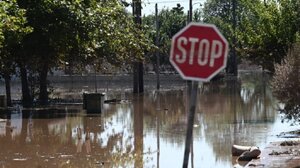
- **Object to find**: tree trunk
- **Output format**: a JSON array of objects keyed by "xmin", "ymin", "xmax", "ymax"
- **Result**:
[
  {"xmin": 133, "ymin": 95, "xmax": 144, "ymax": 167},
  {"xmin": 20, "ymin": 66, "xmax": 32, "ymax": 107},
  {"xmin": 39, "ymin": 62, "xmax": 49, "ymax": 105},
  {"xmin": 132, "ymin": 0, "xmax": 144, "ymax": 94},
  {"xmin": 21, "ymin": 110, "xmax": 30, "ymax": 143},
  {"xmin": 231, "ymin": 0, "xmax": 238, "ymax": 76},
  {"xmin": 138, "ymin": 62, "xmax": 144, "ymax": 93},
  {"xmin": 155, "ymin": 3, "xmax": 160, "ymax": 90},
  {"xmin": 4, "ymin": 74, "xmax": 12, "ymax": 107},
  {"xmin": 133, "ymin": 62, "xmax": 139, "ymax": 93}
]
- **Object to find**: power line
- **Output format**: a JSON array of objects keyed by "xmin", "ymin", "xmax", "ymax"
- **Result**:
[{"xmin": 143, "ymin": 0, "xmax": 203, "ymax": 4}]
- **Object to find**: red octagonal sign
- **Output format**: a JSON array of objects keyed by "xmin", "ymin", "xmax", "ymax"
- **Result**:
[{"xmin": 170, "ymin": 23, "xmax": 229, "ymax": 82}]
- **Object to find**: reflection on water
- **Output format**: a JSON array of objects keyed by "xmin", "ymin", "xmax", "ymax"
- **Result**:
[{"xmin": 0, "ymin": 72, "xmax": 295, "ymax": 168}]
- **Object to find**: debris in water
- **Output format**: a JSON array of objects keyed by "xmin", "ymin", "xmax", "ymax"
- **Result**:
[
  {"xmin": 0, "ymin": 118, "xmax": 7, "ymax": 122},
  {"xmin": 95, "ymin": 161, "xmax": 105, "ymax": 165},
  {"xmin": 13, "ymin": 158, "xmax": 27, "ymax": 161},
  {"xmin": 59, "ymin": 155, "xmax": 73, "ymax": 158},
  {"xmin": 269, "ymin": 150, "xmax": 292, "ymax": 155},
  {"xmin": 280, "ymin": 141, "xmax": 299, "ymax": 146}
]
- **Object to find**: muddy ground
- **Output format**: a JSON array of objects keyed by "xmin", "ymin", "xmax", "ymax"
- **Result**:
[{"xmin": 245, "ymin": 137, "xmax": 300, "ymax": 168}]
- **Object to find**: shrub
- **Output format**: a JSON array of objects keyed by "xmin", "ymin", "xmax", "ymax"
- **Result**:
[
  {"xmin": 271, "ymin": 44, "xmax": 300, "ymax": 106},
  {"xmin": 272, "ymin": 44, "xmax": 300, "ymax": 122}
]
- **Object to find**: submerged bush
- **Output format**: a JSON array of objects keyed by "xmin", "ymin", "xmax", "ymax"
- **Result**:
[
  {"xmin": 272, "ymin": 44, "xmax": 300, "ymax": 122},
  {"xmin": 271, "ymin": 44, "xmax": 300, "ymax": 106},
  {"xmin": 280, "ymin": 105, "xmax": 300, "ymax": 123}
]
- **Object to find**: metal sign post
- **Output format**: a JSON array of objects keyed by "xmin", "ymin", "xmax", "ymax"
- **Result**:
[
  {"xmin": 182, "ymin": 81, "xmax": 198, "ymax": 168},
  {"xmin": 169, "ymin": 22, "xmax": 228, "ymax": 168}
]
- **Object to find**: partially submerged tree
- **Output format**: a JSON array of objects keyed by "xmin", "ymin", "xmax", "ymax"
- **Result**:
[
  {"xmin": 143, "ymin": 4, "xmax": 186, "ymax": 70},
  {"xmin": 0, "ymin": 0, "xmax": 32, "ymax": 106},
  {"xmin": 272, "ymin": 44, "xmax": 300, "ymax": 108},
  {"xmin": 202, "ymin": 0, "xmax": 300, "ymax": 72},
  {"xmin": 16, "ymin": 0, "xmax": 153, "ymax": 105}
]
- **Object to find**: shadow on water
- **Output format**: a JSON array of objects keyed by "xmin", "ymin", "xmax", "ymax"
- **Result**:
[{"xmin": 0, "ymin": 72, "xmax": 285, "ymax": 168}]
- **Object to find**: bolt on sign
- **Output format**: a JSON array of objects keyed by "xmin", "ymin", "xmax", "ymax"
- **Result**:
[{"xmin": 170, "ymin": 23, "xmax": 228, "ymax": 82}]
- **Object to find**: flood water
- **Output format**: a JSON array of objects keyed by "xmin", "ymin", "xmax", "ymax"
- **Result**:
[{"xmin": 0, "ymin": 72, "xmax": 297, "ymax": 168}]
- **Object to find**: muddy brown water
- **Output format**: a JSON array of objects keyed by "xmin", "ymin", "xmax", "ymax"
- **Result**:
[{"xmin": 0, "ymin": 72, "xmax": 298, "ymax": 168}]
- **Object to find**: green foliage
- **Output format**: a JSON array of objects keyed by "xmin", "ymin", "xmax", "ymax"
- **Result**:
[
  {"xmin": 0, "ymin": 0, "xmax": 32, "ymax": 46},
  {"xmin": 3, "ymin": 0, "xmax": 157, "ymax": 104},
  {"xmin": 0, "ymin": 0, "xmax": 32, "ymax": 77},
  {"xmin": 18, "ymin": 0, "xmax": 154, "ymax": 72},
  {"xmin": 87, "ymin": 0, "xmax": 154, "ymax": 68},
  {"xmin": 202, "ymin": 0, "xmax": 300, "ymax": 72},
  {"xmin": 143, "ymin": 4, "xmax": 186, "ymax": 67},
  {"xmin": 202, "ymin": 0, "xmax": 232, "ymax": 39},
  {"xmin": 193, "ymin": 3, "xmax": 204, "ymax": 22},
  {"xmin": 237, "ymin": 0, "xmax": 283, "ymax": 71}
]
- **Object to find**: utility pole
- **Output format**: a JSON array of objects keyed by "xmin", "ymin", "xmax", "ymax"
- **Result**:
[
  {"xmin": 232, "ymin": 0, "xmax": 238, "ymax": 76},
  {"xmin": 132, "ymin": 0, "xmax": 144, "ymax": 93},
  {"xmin": 155, "ymin": 3, "xmax": 160, "ymax": 90},
  {"xmin": 187, "ymin": 10, "xmax": 190, "ymax": 24},
  {"xmin": 189, "ymin": 0, "xmax": 192, "ymax": 22},
  {"xmin": 94, "ymin": 64, "xmax": 97, "ymax": 93}
]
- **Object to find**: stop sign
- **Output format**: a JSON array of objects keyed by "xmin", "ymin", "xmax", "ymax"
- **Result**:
[{"xmin": 170, "ymin": 23, "xmax": 228, "ymax": 82}]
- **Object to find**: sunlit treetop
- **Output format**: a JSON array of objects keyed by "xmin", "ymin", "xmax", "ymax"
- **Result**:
[{"xmin": 0, "ymin": 0, "xmax": 32, "ymax": 47}]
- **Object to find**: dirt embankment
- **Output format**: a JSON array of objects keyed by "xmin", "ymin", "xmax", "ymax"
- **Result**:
[{"xmin": 245, "ymin": 140, "xmax": 300, "ymax": 168}]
